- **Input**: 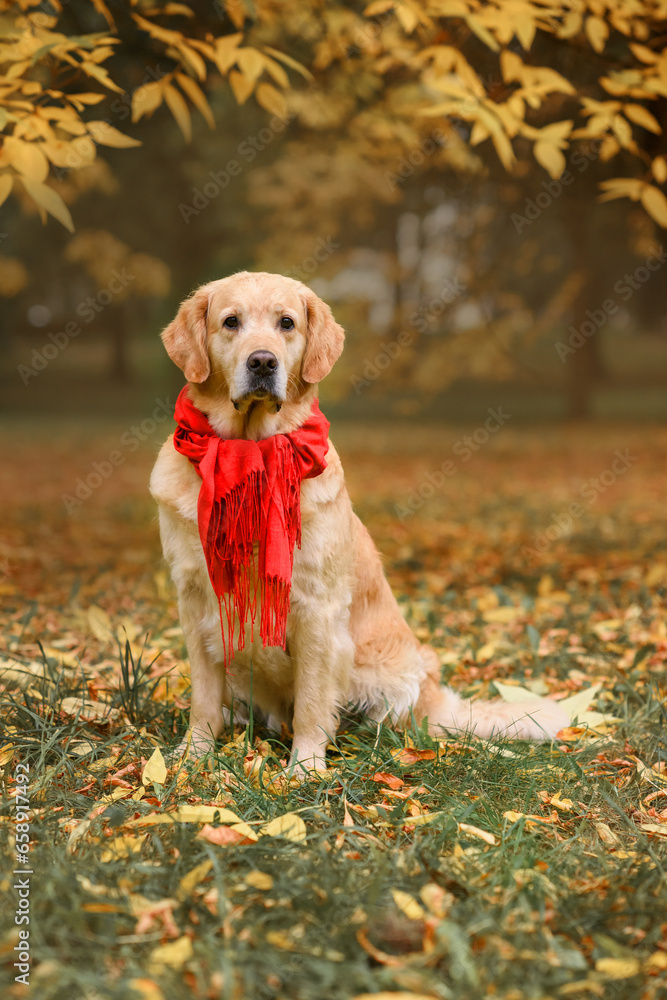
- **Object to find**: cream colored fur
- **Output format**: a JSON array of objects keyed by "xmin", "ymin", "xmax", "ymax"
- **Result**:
[{"xmin": 150, "ymin": 272, "xmax": 569, "ymax": 769}]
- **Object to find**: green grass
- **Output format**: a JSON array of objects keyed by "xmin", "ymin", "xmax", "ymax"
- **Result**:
[{"xmin": 1, "ymin": 641, "xmax": 666, "ymax": 1000}]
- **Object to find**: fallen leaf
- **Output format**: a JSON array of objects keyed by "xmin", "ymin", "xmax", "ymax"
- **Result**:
[
  {"xmin": 127, "ymin": 980, "xmax": 165, "ymax": 1000},
  {"xmin": 595, "ymin": 957, "xmax": 641, "ymax": 979},
  {"xmin": 176, "ymin": 860, "xmax": 213, "ymax": 901},
  {"xmin": 458, "ymin": 822, "xmax": 497, "ymax": 845},
  {"xmin": 245, "ymin": 870, "xmax": 273, "ymax": 890},
  {"xmin": 100, "ymin": 834, "xmax": 147, "ymax": 863},
  {"xmin": 197, "ymin": 823, "xmax": 257, "ymax": 846},
  {"xmin": 595, "ymin": 822, "xmax": 620, "ymax": 846},
  {"xmin": 550, "ymin": 791, "xmax": 574, "ymax": 812},
  {"xmin": 390, "ymin": 747, "xmax": 436, "ymax": 764},
  {"xmin": 87, "ymin": 604, "xmax": 113, "ymax": 643},
  {"xmin": 142, "ymin": 748, "xmax": 167, "ymax": 786},
  {"xmin": 639, "ymin": 823, "xmax": 667, "ymax": 838},
  {"xmin": 390, "ymin": 888, "xmax": 426, "ymax": 920},
  {"xmin": 372, "ymin": 771, "xmax": 405, "ymax": 790},
  {"xmin": 148, "ymin": 934, "xmax": 193, "ymax": 972},
  {"xmin": 260, "ymin": 812, "xmax": 307, "ymax": 843}
]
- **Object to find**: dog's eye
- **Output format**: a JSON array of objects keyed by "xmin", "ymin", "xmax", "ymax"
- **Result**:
[
  {"xmin": 280, "ymin": 316, "xmax": 294, "ymax": 330},
  {"xmin": 223, "ymin": 316, "xmax": 239, "ymax": 329}
]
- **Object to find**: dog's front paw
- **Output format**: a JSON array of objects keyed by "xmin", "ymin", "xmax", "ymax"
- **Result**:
[{"xmin": 170, "ymin": 730, "xmax": 218, "ymax": 764}]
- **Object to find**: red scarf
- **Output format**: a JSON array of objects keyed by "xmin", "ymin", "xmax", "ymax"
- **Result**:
[{"xmin": 172, "ymin": 386, "xmax": 330, "ymax": 665}]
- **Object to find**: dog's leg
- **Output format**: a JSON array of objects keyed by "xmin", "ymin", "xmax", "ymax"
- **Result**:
[
  {"xmin": 158, "ymin": 506, "xmax": 227, "ymax": 759},
  {"xmin": 174, "ymin": 590, "xmax": 228, "ymax": 759},
  {"xmin": 286, "ymin": 601, "xmax": 354, "ymax": 771}
]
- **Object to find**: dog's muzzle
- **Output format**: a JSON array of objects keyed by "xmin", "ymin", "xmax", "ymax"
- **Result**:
[{"xmin": 233, "ymin": 350, "xmax": 283, "ymax": 411}]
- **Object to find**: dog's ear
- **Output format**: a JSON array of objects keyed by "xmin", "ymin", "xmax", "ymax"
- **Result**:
[
  {"xmin": 161, "ymin": 286, "xmax": 210, "ymax": 383},
  {"xmin": 301, "ymin": 289, "xmax": 345, "ymax": 384}
]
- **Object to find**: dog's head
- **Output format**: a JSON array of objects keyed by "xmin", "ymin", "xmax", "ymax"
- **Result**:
[{"xmin": 161, "ymin": 272, "xmax": 344, "ymax": 412}]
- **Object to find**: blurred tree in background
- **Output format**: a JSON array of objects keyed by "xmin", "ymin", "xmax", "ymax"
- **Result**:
[{"xmin": 1, "ymin": 0, "xmax": 666, "ymax": 417}]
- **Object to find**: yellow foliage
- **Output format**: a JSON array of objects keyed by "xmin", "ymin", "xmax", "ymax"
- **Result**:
[{"xmin": 0, "ymin": 0, "xmax": 666, "ymax": 233}]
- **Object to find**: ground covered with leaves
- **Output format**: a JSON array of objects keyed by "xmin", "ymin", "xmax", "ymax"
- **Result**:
[{"xmin": 1, "ymin": 418, "xmax": 666, "ymax": 1000}]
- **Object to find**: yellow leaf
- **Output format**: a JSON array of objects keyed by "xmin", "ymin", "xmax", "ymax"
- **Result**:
[
  {"xmin": 127, "ymin": 980, "xmax": 165, "ymax": 1000},
  {"xmin": 482, "ymin": 606, "xmax": 519, "ymax": 623},
  {"xmin": 476, "ymin": 641, "xmax": 496, "ymax": 663},
  {"xmin": 624, "ymin": 103, "xmax": 661, "ymax": 134},
  {"xmin": 132, "ymin": 81, "xmax": 165, "ymax": 122},
  {"xmin": 500, "ymin": 50, "xmax": 524, "ymax": 84},
  {"xmin": 245, "ymin": 870, "xmax": 273, "ymax": 890},
  {"xmin": 175, "ymin": 74, "xmax": 215, "ymax": 129},
  {"xmin": 639, "ymin": 823, "xmax": 667, "ymax": 838},
  {"xmin": 503, "ymin": 810, "xmax": 551, "ymax": 828},
  {"xmin": 69, "ymin": 92, "xmax": 108, "ymax": 106},
  {"xmin": 0, "ymin": 743, "xmax": 14, "ymax": 767},
  {"xmin": 0, "ymin": 174, "xmax": 13, "ymax": 208},
  {"xmin": 364, "ymin": 0, "xmax": 395, "ymax": 15},
  {"xmin": 100, "ymin": 834, "xmax": 146, "ymax": 863},
  {"xmin": 132, "ymin": 13, "xmax": 182, "ymax": 45},
  {"xmin": 236, "ymin": 47, "xmax": 266, "ymax": 85},
  {"xmin": 595, "ymin": 957, "xmax": 641, "ymax": 979},
  {"xmin": 646, "ymin": 952, "xmax": 667, "ymax": 970},
  {"xmin": 173, "ymin": 804, "xmax": 242, "ymax": 824},
  {"xmin": 87, "ymin": 604, "xmax": 113, "ymax": 642},
  {"xmin": 148, "ymin": 935, "xmax": 193, "ymax": 972},
  {"xmin": 641, "ymin": 185, "xmax": 667, "ymax": 228},
  {"xmin": 255, "ymin": 82, "xmax": 287, "ymax": 119},
  {"xmin": 266, "ymin": 929, "xmax": 297, "ymax": 951},
  {"xmin": 176, "ymin": 859, "xmax": 213, "ymax": 900},
  {"xmin": 458, "ymin": 822, "xmax": 497, "ymax": 845},
  {"xmin": 60, "ymin": 697, "xmax": 116, "ymax": 723},
  {"xmin": 550, "ymin": 791, "xmax": 574, "ymax": 812},
  {"xmin": 164, "ymin": 83, "xmax": 191, "ymax": 141},
  {"xmin": 175, "ymin": 41, "xmax": 207, "ymax": 82},
  {"xmin": 534, "ymin": 141, "xmax": 566, "ymax": 179},
  {"xmin": 262, "ymin": 45, "xmax": 313, "ymax": 82},
  {"xmin": 3, "ymin": 137, "xmax": 49, "ymax": 182},
  {"xmin": 260, "ymin": 812, "xmax": 307, "ymax": 843},
  {"xmin": 142, "ymin": 747, "xmax": 167, "ymax": 786},
  {"xmin": 80, "ymin": 61, "xmax": 123, "ymax": 94},
  {"xmin": 87, "ymin": 120, "xmax": 141, "ymax": 148},
  {"xmin": 229, "ymin": 67, "xmax": 255, "ymax": 104},
  {"xmin": 595, "ymin": 822, "xmax": 620, "ymax": 846},
  {"xmin": 390, "ymin": 888, "xmax": 425, "ymax": 920},
  {"xmin": 395, "ymin": 2, "xmax": 419, "ymax": 34},
  {"xmin": 213, "ymin": 32, "xmax": 243, "ymax": 75},
  {"xmin": 585, "ymin": 16, "xmax": 608, "ymax": 54}
]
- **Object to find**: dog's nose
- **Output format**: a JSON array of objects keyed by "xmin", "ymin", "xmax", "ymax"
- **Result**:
[{"xmin": 246, "ymin": 351, "xmax": 278, "ymax": 377}]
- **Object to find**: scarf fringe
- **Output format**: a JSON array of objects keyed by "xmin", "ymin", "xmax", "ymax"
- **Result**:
[{"xmin": 173, "ymin": 388, "xmax": 329, "ymax": 670}]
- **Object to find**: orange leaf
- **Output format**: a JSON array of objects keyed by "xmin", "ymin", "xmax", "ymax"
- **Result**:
[
  {"xmin": 371, "ymin": 771, "xmax": 405, "ymax": 790},
  {"xmin": 391, "ymin": 747, "xmax": 436, "ymax": 765},
  {"xmin": 197, "ymin": 823, "xmax": 254, "ymax": 846}
]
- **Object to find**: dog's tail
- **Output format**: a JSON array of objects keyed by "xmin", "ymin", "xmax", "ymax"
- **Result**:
[{"xmin": 416, "ymin": 651, "xmax": 569, "ymax": 742}]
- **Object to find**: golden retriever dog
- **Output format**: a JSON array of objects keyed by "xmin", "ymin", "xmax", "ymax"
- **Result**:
[{"xmin": 150, "ymin": 272, "xmax": 569, "ymax": 769}]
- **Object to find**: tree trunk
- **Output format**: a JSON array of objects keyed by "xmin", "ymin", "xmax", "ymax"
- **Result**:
[{"xmin": 566, "ymin": 221, "xmax": 604, "ymax": 419}]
